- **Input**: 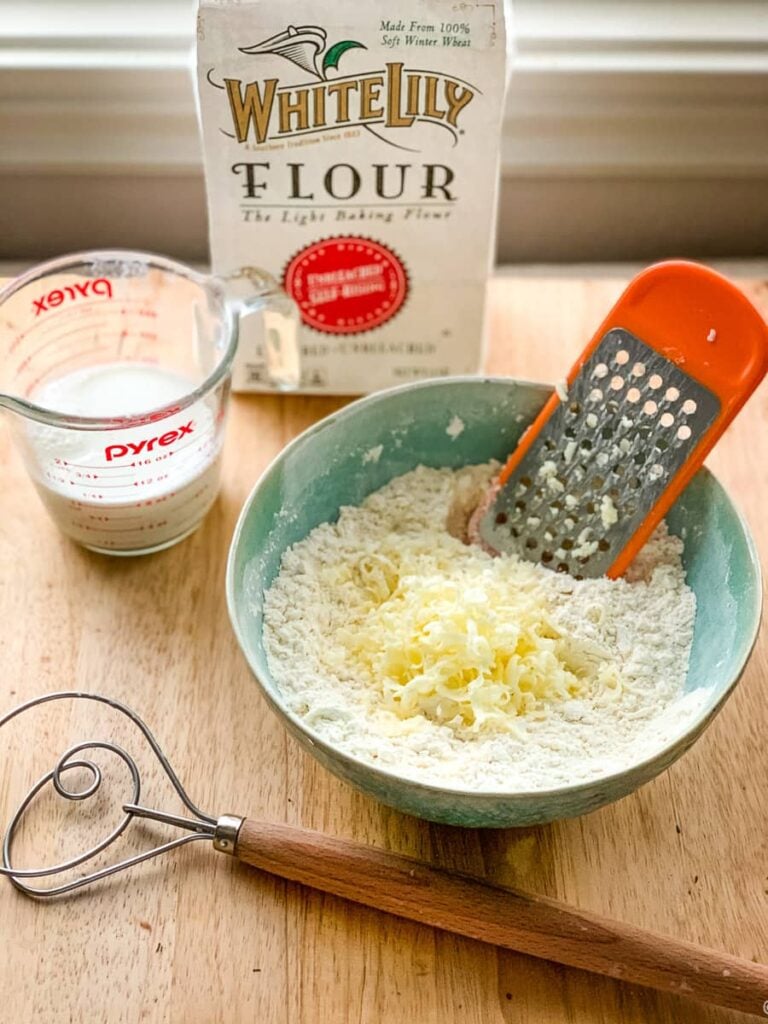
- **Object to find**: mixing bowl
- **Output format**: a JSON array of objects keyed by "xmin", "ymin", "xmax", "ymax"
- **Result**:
[{"xmin": 226, "ymin": 378, "xmax": 761, "ymax": 827}]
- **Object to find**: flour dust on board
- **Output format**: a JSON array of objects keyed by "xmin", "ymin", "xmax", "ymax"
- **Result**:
[{"xmin": 196, "ymin": 1, "xmax": 509, "ymax": 393}]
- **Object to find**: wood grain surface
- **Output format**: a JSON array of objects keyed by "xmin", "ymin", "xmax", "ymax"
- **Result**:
[
  {"xmin": 233, "ymin": 817, "xmax": 768, "ymax": 1016},
  {"xmin": 1, "ymin": 273, "xmax": 766, "ymax": 1024}
]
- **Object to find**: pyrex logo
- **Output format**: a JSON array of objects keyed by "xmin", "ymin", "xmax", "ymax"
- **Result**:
[
  {"xmin": 105, "ymin": 421, "xmax": 194, "ymax": 462},
  {"xmin": 33, "ymin": 278, "xmax": 112, "ymax": 317}
]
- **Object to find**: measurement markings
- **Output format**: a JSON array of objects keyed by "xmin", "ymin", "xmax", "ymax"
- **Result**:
[
  {"xmin": 67, "ymin": 481, "xmax": 135, "ymax": 490},
  {"xmin": 16, "ymin": 335, "xmax": 90, "ymax": 377},
  {"xmin": 57, "ymin": 466, "xmax": 138, "ymax": 477},
  {"xmin": 170, "ymin": 426, "xmax": 218, "ymax": 454},
  {"xmin": 27, "ymin": 317, "xmax": 109, "ymax": 347},
  {"xmin": 16, "ymin": 296, "xmax": 152, "ymax": 338}
]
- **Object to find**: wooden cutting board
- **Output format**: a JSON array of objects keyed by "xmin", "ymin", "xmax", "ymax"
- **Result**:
[{"xmin": 0, "ymin": 272, "xmax": 766, "ymax": 1024}]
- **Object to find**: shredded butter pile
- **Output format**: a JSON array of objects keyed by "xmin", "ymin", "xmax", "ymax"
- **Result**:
[
  {"xmin": 337, "ymin": 540, "xmax": 618, "ymax": 736},
  {"xmin": 263, "ymin": 463, "xmax": 701, "ymax": 791}
]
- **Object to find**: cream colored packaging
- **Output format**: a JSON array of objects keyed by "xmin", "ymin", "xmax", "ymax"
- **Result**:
[{"xmin": 197, "ymin": 1, "xmax": 508, "ymax": 393}]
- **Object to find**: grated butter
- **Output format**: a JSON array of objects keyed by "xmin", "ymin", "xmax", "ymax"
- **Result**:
[
  {"xmin": 338, "ymin": 551, "xmax": 608, "ymax": 735},
  {"xmin": 263, "ymin": 463, "xmax": 705, "ymax": 791}
]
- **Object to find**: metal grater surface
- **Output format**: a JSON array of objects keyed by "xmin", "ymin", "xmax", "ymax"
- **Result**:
[{"xmin": 477, "ymin": 328, "xmax": 721, "ymax": 578}]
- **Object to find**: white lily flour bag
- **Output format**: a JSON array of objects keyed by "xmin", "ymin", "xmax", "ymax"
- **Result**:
[{"xmin": 196, "ymin": 1, "xmax": 509, "ymax": 393}]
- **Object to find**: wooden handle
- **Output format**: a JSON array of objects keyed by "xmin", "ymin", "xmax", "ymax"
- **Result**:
[{"xmin": 235, "ymin": 818, "xmax": 768, "ymax": 1017}]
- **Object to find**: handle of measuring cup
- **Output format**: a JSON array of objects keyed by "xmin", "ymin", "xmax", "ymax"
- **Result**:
[{"xmin": 221, "ymin": 268, "xmax": 301, "ymax": 391}]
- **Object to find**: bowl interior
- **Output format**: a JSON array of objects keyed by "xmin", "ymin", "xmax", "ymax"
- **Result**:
[{"xmin": 228, "ymin": 378, "xmax": 761, "ymax": 786}]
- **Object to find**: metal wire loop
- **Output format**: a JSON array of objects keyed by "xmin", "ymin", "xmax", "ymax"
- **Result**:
[{"xmin": 0, "ymin": 691, "xmax": 218, "ymax": 898}]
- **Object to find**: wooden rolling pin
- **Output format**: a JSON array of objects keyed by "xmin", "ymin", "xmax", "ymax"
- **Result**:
[{"xmin": 232, "ymin": 819, "xmax": 768, "ymax": 1017}]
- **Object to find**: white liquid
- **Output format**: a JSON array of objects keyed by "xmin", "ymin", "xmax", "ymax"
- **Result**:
[{"xmin": 26, "ymin": 362, "xmax": 224, "ymax": 553}]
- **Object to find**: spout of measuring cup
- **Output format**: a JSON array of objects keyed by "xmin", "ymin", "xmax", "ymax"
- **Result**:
[{"xmin": 221, "ymin": 268, "xmax": 301, "ymax": 391}]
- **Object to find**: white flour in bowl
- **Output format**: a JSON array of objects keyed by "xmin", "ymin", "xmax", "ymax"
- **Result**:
[{"xmin": 263, "ymin": 464, "xmax": 710, "ymax": 791}]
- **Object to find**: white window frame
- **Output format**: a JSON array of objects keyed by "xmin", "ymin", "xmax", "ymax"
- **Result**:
[{"xmin": 0, "ymin": 0, "xmax": 766, "ymax": 178}]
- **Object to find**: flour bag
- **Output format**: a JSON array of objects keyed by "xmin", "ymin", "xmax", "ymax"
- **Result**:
[{"xmin": 197, "ymin": 1, "xmax": 509, "ymax": 393}]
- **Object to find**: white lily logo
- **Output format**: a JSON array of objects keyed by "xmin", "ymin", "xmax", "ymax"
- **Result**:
[{"xmin": 239, "ymin": 24, "xmax": 366, "ymax": 81}]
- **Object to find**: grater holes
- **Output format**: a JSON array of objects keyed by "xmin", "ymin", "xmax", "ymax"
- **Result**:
[
  {"xmin": 589, "ymin": 388, "xmax": 603, "ymax": 403},
  {"xmin": 593, "ymin": 363, "xmax": 609, "ymax": 379},
  {"xmin": 629, "ymin": 476, "xmax": 641, "ymax": 489},
  {"xmin": 520, "ymin": 475, "xmax": 532, "ymax": 487},
  {"xmin": 580, "ymin": 438, "xmax": 593, "ymax": 451},
  {"xmin": 660, "ymin": 412, "xmax": 674, "ymax": 427},
  {"xmin": 541, "ymin": 550, "xmax": 553, "ymax": 563},
  {"xmin": 633, "ymin": 451, "xmax": 646, "ymax": 465},
  {"xmin": 561, "ymin": 538, "xmax": 574, "ymax": 551},
  {"xmin": 601, "ymin": 425, "xmax": 614, "ymax": 439},
  {"xmin": 631, "ymin": 362, "xmax": 646, "ymax": 377},
  {"xmin": 609, "ymin": 375, "xmax": 624, "ymax": 391},
  {"xmin": 682, "ymin": 399, "xmax": 697, "ymax": 415},
  {"xmin": 655, "ymin": 437, "xmax": 670, "ymax": 452},
  {"xmin": 585, "ymin": 500, "xmax": 596, "ymax": 514},
  {"xmin": 591, "ymin": 475, "xmax": 605, "ymax": 489},
  {"xmin": 544, "ymin": 438, "xmax": 556, "ymax": 451},
  {"xmin": 514, "ymin": 499, "xmax": 526, "ymax": 512},
  {"xmin": 643, "ymin": 400, "xmax": 658, "ymax": 416},
  {"xmin": 613, "ymin": 463, "xmax": 625, "ymax": 477},
  {"xmin": 556, "ymin": 563, "xmax": 570, "ymax": 574},
  {"xmin": 665, "ymin": 386, "xmax": 680, "ymax": 402},
  {"xmin": 627, "ymin": 387, "xmax": 641, "ymax": 403},
  {"xmin": 510, "ymin": 526, "xmax": 520, "ymax": 539},
  {"xmin": 677, "ymin": 424, "xmax": 692, "ymax": 441},
  {"xmin": 615, "ymin": 349, "xmax": 630, "ymax": 365},
  {"xmin": 649, "ymin": 464, "xmax": 664, "ymax": 480},
  {"xmin": 648, "ymin": 374, "xmax": 663, "ymax": 390},
  {"xmin": 608, "ymin": 486, "xmax": 620, "ymax": 498},
  {"xmin": 495, "ymin": 512, "xmax": 508, "ymax": 525},
  {"xmin": 564, "ymin": 426, "xmax": 576, "ymax": 439},
  {"xmin": 525, "ymin": 537, "xmax": 538, "ymax": 550},
  {"xmin": 598, "ymin": 538, "xmax": 611, "ymax": 552},
  {"xmin": 568, "ymin": 401, "xmax": 581, "ymax": 416}
]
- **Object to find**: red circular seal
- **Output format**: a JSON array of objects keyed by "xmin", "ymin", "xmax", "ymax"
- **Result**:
[{"xmin": 283, "ymin": 236, "xmax": 408, "ymax": 335}]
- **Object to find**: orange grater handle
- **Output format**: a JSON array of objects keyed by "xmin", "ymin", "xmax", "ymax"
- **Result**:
[{"xmin": 497, "ymin": 261, "xmax": 768, "ymax": 577}]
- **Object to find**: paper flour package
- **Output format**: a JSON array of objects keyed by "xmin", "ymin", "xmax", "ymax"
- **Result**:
[{"xmin": 197, "ymin": 1, "xmax": 508, "ymax": 393}]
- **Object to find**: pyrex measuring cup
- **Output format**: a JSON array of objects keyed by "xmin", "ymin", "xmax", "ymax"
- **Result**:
[{"xmin": 0, "ymin": 250, "xmax": 299, "ymax": 555}]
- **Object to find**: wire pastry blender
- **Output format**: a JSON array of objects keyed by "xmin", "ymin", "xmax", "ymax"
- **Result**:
[
  {"xmin": 471, "ymin": 261, "xmax": 768, "ymax": 577},
  {"xmin": 2, "ymin": 690, "xmax": 768, "ymax": 1017}
]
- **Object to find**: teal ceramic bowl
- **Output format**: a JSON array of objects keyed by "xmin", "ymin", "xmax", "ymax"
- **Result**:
[{"xmin": 226, "ymin": 378, "xmax": 762, "ymax": 827}]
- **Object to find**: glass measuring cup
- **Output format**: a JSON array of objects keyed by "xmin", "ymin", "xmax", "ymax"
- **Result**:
[{"xmin": 0, "ymin": 250, "xmax": 299, "ymax": 555}]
